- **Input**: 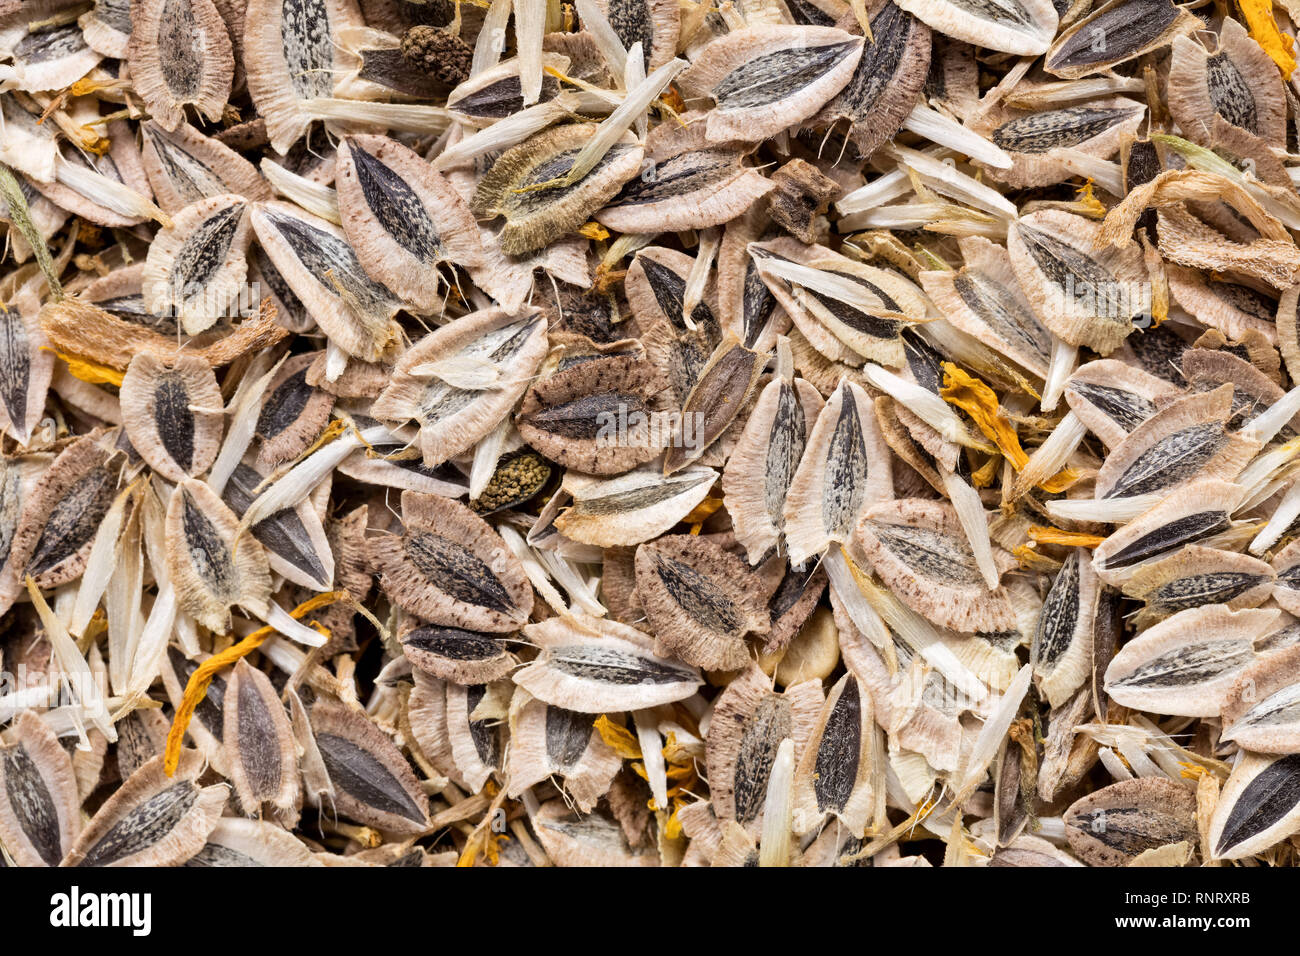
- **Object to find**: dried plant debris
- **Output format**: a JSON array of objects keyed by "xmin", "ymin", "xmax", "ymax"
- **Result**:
[{"xmin": 6, "ymin": 0, "xmax": 1300, "ymax": 875}]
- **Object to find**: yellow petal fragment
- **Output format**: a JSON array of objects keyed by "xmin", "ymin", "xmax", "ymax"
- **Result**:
[
  {"xmin": 594, "ymin": 714, "xmax": 642, "ymax": 759},
  {"xmin": 48, "ymin": 349, "xmax": 124, "ymax": 387},
  {"xmin": 1026, "ymin": 526, "xmax": 1106, "ymax": 548},
  {"xmin": 1238, "ymin": 0, "xmax": 1296, "ymax": 79}
]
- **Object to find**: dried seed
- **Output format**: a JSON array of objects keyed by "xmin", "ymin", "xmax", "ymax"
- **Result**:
[
  {"xmin": 222, "ymin": 659, "xmax": 299, "ymax": 822},
  {"xmin": 634, "ymin": 533, "xmax": 770, "ymax": 670},
  {"xmin": 62, "ymin": 750, "xmax": 227, "ymax": 867},
  {"xmin": 471, "ymin": 123, "xmax": 645, "ymax": 257},
  {"xmin": 507, "ymin": 695, "xmax": 622, "ymax": 813},
  {"xmin": 120, "ymin": 352, "xmax": 225, "ymax": 483},
  {"xmin": 372, "ymin": 307, "xmax": 549, "ymax": 467},
  {"xmin": 1103, "ymin": 604, "xmax": 1279, "ymax": 717},
  {"xmin": 165, "ymin": 477, "xmax": 272, "ymax": 632},
  {"xmin": 336, "ymin": 134, "xmax": 485, "ymax": 314},
  {"xmin": 400, "ymin": 621, "xmax": 517, "ymax": 685},
  {"xmin": 0, "ymin": 712, "xmax": 80, "ymax": 867},
  {"xmin": 1064, "ymin": 777, "xmax": 1198, "ymax": 867},
  {"xmin": 783, "ymin": 380, "xmax": 893, "ymax": 565},
  {"xmin": 792, "ymin": 673, "xmax": 875, "ymax": 837},
  {"xmin": 128, "ymin": 0, "xmax": 234, "ymax": 131},
  {"xmin": 368, "ymin": 491, "xmax": 533, "ymax": 632},
  {"xmin": 1209, "ymin": 752, "xmax": 1300, "ymax": 860},
  {"xmin": 309, "ymin": 700, "xmax": 430, "ymax": 835},
  {"xmin": 514, "ymin": 614, "xmax": 704, "ymax": 712},
  {"xmin": 677, "ymin": 26, "xmax": 865, "ymax": 143}
]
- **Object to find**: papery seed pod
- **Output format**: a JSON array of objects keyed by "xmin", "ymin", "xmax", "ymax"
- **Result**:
[
  {"xmin": 471, "ymin": 124, "xmax": 645, "ymax": 257},
  {"xmin": 676, "ymin": 26, "xmax": 865, "ymax": 143},
  {"xmin": 634, "ymin": 533, "xmax": 771, "ymax": 670},
  {"xmin": 1064, "ymin": 777, "xmax": 1198, "ymax": 867},
  {"xmin": 1209, "ymin": 752, "xmax": 1300, "ymax": 860},
  {"xmin": 506, "ymin": 693, "xmax": 622, "ymax": 813},
  {"xmin": 0, "ymin": 712, "xmax": 81, "ymax": 867},
  {"xmin": 62, "ymin": 750, "xmax": 228, "ymax": 867},
  {"xmin": 128, "ymin": 0, "xmax": 234, "ymax": 131},
  {"xmin": 514, "ymin": 614, "xmax": 704, "ymax": 712},
  {"xmin": 705, "ymin": 665, "xmax": 821, "ymax": 833},
  {"xmin": 120, "ymin": 352, "xmax": 225, "ymax": 482},
  {"xmin": 336, "ymin": 134, "xmax": 485, "ymax": 314},
  {"xmin": 222, "ymin": 659, "xmax": 300, "ymax": 822},
  {"xmin": 1103, "ymin": 605, "xmax": 1279, "ymax": 717},
  {"xmin": 308, "ymin": 700, "xmax": 431, "ymax": 835},
  {"xmin": 165, "ymin": 477, "xmax": 272, "ymax": 631},
  {"xmin": 368, "ymin": 491, "xmax": 533, "ymax": 632},
  {"xmin": 372, "ymin": 307, "xmax": 549, "ymax": 467}
]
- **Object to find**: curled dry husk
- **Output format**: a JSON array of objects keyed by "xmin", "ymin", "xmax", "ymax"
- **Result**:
[{"xmin": 5, "ymin": 0, "xmax": 1300, "ymax": 873}]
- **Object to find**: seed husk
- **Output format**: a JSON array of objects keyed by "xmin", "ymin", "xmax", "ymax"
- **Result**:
[
  {"xmin": 128, "ymin": 0, "xmax": 234, "ymax": 131},
  {"xmin": 1064, "ymin": 777, "xmax": 1198, "ymax": 867},
  {"xmin": 635, "ymin": 533, "xmax": 771, "ymax": 670},
  {"xmin": 1209, "ymin": 751, "xmax": 1300, "ymax": 860},
  {"xmin": 309, "ymin": 699, "xmax": 431, "ymax": 836},
  {"xmin": 165, "ymin": 477, "xmax": 272, "ymax": 632},
  {"xmin": 62, "ymin": 750, "xmax": 227, "ymax": 867},
  {"xmin": 514, "ymin": 613, "xmax": 704, "ymax": 712},
  {"xmin": 370, "ymin": 491, "xmax": 533, "ymax": 632},
  {"xmin": 222, "ymin": 659, "xmax": 300, "ymax": 822},
  {"xmin": 120, "ymin": 352, "xmax": 225, "ymax": 483},
  {"xmin": 0, "ymin": 711, "xmax": 80, "ymax": 867}
]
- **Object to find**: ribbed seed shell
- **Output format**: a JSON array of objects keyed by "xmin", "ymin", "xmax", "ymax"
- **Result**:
[
  {"xmin": 722, "ymin": 370, "xmax": 823, "ymax": 564},
  {"xmin": 792, "ymin": 673, "xmax": 875, "ymax": 837},
  {"xmin": 1031, "ymin": 549, "xmax": 1098, "ymax": 708},
  {"xmin": 222, "ymin": 462, "xmax": 334, "ymax": 591},
  {"xmin": 1094, "ymin": 384, "xmax": 1259, "ymax": 501},
  {"xmin": 222, "ymin": 659, "xmax": 300, "ymax": 821},
  {"xmin": 471, "ymin": 124, "xmax": 644, "ymax": 257},
  {"xmin": 400, "ymin": 620, "xmax": 517, "ymax": 685},
  {"xmin": 676, "ymin": 26, "xmax": 865, "ymax": 143},
  {"xmin": 1045, "ymin": 0, "xmax": 1200, "ymax": 79},
  {"xmin": 1209, "ymin": 752, "xmax": 1300, "ymax": 860},
  {"xmin": 1009, "ymin": 209, "xmax": 1148, "ymax": 355},
  {"xmin": 664, "ymin": 335, "xmax": 766, "ymax": 474},
  {"xmin": 1222, "ymin": 646, "xmax": 1300, "ymax": 753},
  {"xmin": 515, "ymin": 352, "xmax": 668, "ymax": 475},
  {"xmin": 514, "ymin": 614, "xmax": 704, "ymax": 712},
  {"xmin": 783, "ymin": 380, "xmax": 893, "ymax": 565},
  {"xmin": 555, "ymin": 465, "xmax": 718, "ymax": 547},
  {"xmin": 891, "ymin": 0, "xmax": 1056, "ymax": 55},
  {"xmin": 1167, "ymin": 18, "xmax": 1286, "ymax": 149},
  {"xmin": 249, "ymin": 200, "xmax": 399, "ymax": 362},
  {"xmin": 1064, "ymin": 777, "xmax": 1197, "ymax": 866},
  {"xmin": 1103, "ymin": 604, "xmax": 1279, "ymax": 717},
  {"xmin": 243, "ymin": 0, "xmax": 364, "ymax": 153},
  {"xmin": 372, "ymin": 307, "xmax": 549, "ymax": 467},
  {"xmin": 336, "ymin": 134, "xmax": 485, "ymax": 314},
  {"xmin": 507, "ymin": 695, "xmax": 622, "ymax": 814},
  {"xmin": 856, "ymin": 497, "xmax": 1017, "ymax": 633},
  {"xmin": 139, "ymin": 120, "xmax": 272, "ymax": 214},
  {"xmin": 705, "ymin": 664, "xmax": 822, "ymax": 833},
  {"xmin": 309, "ymin": 700, "xmax": 430, "ymax": 835}
]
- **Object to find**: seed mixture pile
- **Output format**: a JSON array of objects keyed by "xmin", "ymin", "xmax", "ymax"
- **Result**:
[{"xmin": 5, "ymin": 0, "xmax": 1300, "ymax": 869}]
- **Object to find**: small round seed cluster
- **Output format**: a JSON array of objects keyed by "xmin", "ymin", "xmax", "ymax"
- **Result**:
[
  {"xmin": 472, "ymin": 452, "xmax": 552, "ymax": 514},
  {"xmin": 401, "ymin": 25, "xmax": 473, "ymax": 87}
]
